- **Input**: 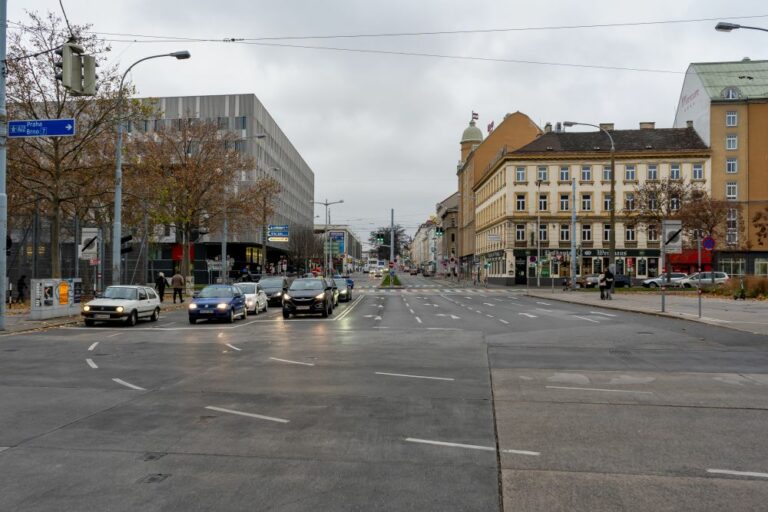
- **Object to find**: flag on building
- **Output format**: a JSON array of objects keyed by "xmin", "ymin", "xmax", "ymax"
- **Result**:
[
  {"xmin": 471, "ymin": 111, "xmax": 479, "ymax": 121},
  {"xmin": 487, "ymin": 120, "xmax": 494, "ymax": 133}
]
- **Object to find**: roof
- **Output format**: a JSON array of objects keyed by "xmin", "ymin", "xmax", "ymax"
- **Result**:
[
  {"xmin": 514, "ymin": 127, "xmax": 708, "ymax": 154},
  {"xmin": 689, "ymin": 59, "xmax": 768, "ymax": 100},
  {"xmin": 460, "ymin": 120, "xmax": 483, "ymax": 144}
]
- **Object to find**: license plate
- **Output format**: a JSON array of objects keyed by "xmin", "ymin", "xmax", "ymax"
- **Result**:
[
  {"xmin": 296, "ymin": 306, "xmax": 311, "ymax": 311},
  {"xmin": 95, "ymin": 314, "xmax": 110, "ymax": 319},
  {"xmin": 200, "ymin": 310, "xmax": 213, "ymax": 314}
]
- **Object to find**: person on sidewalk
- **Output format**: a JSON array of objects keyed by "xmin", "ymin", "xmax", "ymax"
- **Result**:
[
  {"xmin": 171, "ymin": 272, "xmax": 184, "ymax": 303},
  {"xmin": 154, "ymin": 272, "xmax": 166, "ymax": 302},
  {"xmin": 598, "ymin": 272, "xmax": 607, "ymax": 300},
  {"xmin": 16, "ymin": 275, "xmax": 27, "ymax": 305},
  {"xmin": 604, "ymin": 268, "xmax": 614, "ymax": 300}
]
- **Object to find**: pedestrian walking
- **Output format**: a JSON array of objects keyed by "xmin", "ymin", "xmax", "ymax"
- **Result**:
[
  {"xmin": 154, "ymin": 272, "xmax": 166, "ymax": 302},
  {"xmin": 598, "ymin": 272, "xmax": 607, "ymax": 300},
  {"xmin": 16, "ymin": 275, "xmax": 27, "ymax": 304},
  {"xmin": 604, "ymin": 268, "xmax": 614, "ymax": 300},
  {"xmin": 171, "ymin": 272, "xmax": 184, "ymax": 303}
]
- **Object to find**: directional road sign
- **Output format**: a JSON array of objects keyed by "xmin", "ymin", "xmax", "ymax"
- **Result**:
[
  {"xmin": 268, "ymin": 236, "xmax": 289, "ymax": 243},
  {"xmin": 9, "ymin": 119, "xmax": 76, "ymax": 138},
  {"xmin": 268, "ymin": 225, "xmax": 288, "ymax": 231},
  {"xmin": 267, "ymin": 231, "xmax": 289, "ymax": 237}
]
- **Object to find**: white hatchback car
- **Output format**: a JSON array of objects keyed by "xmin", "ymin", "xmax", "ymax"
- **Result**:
[
  {"xmin": 235, "ymin": 282, "xmax": 268, "ymax": 314},
  {"xmin": 82, "ymin": 285, "xmax": 161, "ymax": 326},
  {"xmin": 678, "ymin": 272, "xmax": 730, "ymax": 288}
]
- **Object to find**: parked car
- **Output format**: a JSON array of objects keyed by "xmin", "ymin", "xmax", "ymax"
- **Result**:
[
  {"xmin": 82, "ymin": 285, "xmax": 161, "ymax": 327},
  {"xmin": 282, "ymin": 278, "xmax": 334, "ymax": 318},
  {"xmin": 188, "ymin": 284, "xmax": 247, "ymax": 324},
  {"xmin": 678, "ymin": 272, "xmax": 730, "ymax": 288},
  {"xmin": 235, "ymin": 282, "xmax": 268, "ymax": 314},
  {"xmin": 374, "ymin": 268, "xmax": 383, "ymax": 278},
  {"xmin": 333, "ymin": 277, "xmax": 353, "ymax": 302},
  {"xmin": 577, "ymin": 274, "xmax": 600, "ymax": 288},
  {"xmin": 642, "ymin": 273, "xmax": 688, "ymax": 288},
  {"xmin": 613, "ymin": 274, "xmax": 632, "ymax": 288},
  {"xmin": 410, "ymin": 268, "xmax": 418, "ymax": 275},
  {"xmin": 258, "ymin": 276, "xmax": 290, "ymax": 306}
]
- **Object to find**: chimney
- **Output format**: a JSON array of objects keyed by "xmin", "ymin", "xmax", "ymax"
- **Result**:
[
  {"xmin": 639, "ymin": 122, "xmax": 655, "ymax": 130},
  {"xmin": 599, "ymin": 123, "xmax": 614, "ymax": 131},
  {"xmin": 686, "ymin": 120, "xmax": 694, "ymax": 129},
  {"xmin": 555, "ymin": 122, "xmax": 562, "ymax": 133},
  {"xmin": 544, "ymin": 122, "xmax": 552, "ymax": 134}
]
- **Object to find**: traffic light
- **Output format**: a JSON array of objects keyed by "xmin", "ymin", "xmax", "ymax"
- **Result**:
[
  {"xmin": 54, "ymin": 40, "xmax": 96, "ymax": 96},
  {"xmin": 5, "ymin": 235, "xmax": 11, "ymax": 257},
  {"xmin": 376, "ymin": 234, "xmax": 385, "ymax": 245},
  {"xmin": 435, "ymin": 227, "xmax": 444, "ymax": 237},
  {"xmin": 120, "ymin": 235, "xmax": 133, "ymax": 254}
]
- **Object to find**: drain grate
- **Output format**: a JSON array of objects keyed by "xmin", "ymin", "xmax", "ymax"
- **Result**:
[
  {"xmin": 138, "ymin": 473, "xmax": 171, "ymax": 484},
  {"xmin": 143, "ymin": 452, "xmax": 167, "ymax": 461}
]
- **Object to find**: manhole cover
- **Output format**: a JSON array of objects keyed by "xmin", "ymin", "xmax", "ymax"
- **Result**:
[{"xmin": 138, "ymin": 474, "xmax": 171, "ymax": 484}]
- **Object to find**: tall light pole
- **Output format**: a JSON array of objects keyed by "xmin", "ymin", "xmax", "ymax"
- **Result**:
[
  {"xmin": 112, "ymin": 51, "xmax": 190, "ymax": 285},
  {"xmin": 535, "ymin": 179, "xmax": 542, "ymax": 287},
  {"xmin": 564, "ymin": 121, "xmax": 616, "ymax": 278},
  {"xmin": 0, "ymin": 0, "xmax": 8, "ymax": 329},
  {"xmin": 715, "ymin": 22, "xmax": 768, "ymax": 33},
  {"xmin": 313, "ymin": 199, "xmax": 343, "ymax": 276}
]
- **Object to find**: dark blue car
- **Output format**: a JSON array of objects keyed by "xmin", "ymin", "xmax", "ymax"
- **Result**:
[{"xmin": 188, "ymin": 284, "xmax": 247, "ymax": 324}]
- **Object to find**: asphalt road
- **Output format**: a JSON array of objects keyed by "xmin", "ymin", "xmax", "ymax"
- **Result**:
[{"xmin": 1, "ymin": 273, "xmax": 767, "ymax": 511}]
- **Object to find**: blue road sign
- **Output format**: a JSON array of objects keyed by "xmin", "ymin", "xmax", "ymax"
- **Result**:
[
  {"xmin": 703, "ymin": 236, "xmax": 716, "ymax": 251},
  {"xmin": 268, "ymin": 225, "xmax": 289, "ymax": 231},
  {"xmin": 267, "ymin": 231, "xmax": 289, "ymax": 237},
  {"xmin": 8, "ymin": 119, "xmax": 76, "ymax": 138}
]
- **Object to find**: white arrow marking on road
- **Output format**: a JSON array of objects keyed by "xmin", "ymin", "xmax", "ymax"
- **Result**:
[
  {"xmin": 88, "ymin": 342, "xmax": 99, "ymax": 351},
  {"xmin": 405, "ymin": 438, "xmax": 539, "ymax": 455},
  {"xmin": 590, "ymin": 311, "xmax": 617, "ymax": 317},
  {"xmin": 86, "ymin": 358, "xmax": 98, "ymax": 369},
  {"xmin": 707, "ymin": 469, "xmax": 768, "ymax": 479},
  {"xmin": 376, "ymin": 372, "xmax": 454, "ymax": 381},
  {"xmin": 205, "ymin": 406, "xmax": 289, "ymax": 423},
  {"xmin": 269, "ymin": 357, "xmax": 314, "ymax": 366},
  {"xmin": 225, "ymin": 343, "xmax": 242, "ymax": 351},
  {"xmin": 112, "ymin": 378, "xmax": 145, "ymax": 391},
  {"xmin": 519, "ymin": 313, "xmax": 537, "ymax": 318}
]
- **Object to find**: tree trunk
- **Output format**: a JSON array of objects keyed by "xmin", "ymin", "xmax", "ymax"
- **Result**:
[
  {"xmin": 51, "ymin": 198, "xmax": 61, "ymax": 278},
  {"xmin": 182, "ymin": 223, "xmax": 191, "ymax": 278}
]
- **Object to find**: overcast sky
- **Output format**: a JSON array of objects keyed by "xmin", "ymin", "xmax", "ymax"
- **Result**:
[{"xmin": 11, "ymin": 1, "xmax": 768, "ymax": 247}]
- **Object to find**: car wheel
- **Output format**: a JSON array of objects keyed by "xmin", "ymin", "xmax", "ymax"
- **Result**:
[
  {"xmin": 228, "ymin": 309, "xmax": 235, "ymax": 323},
  {"xmin": 322, "ymin": 302, "xmax": 329, "ymax": 318},
  {"xmin": 84, "ymin": 319, "xmax": 95, "ymax": 327},
  {"xmin": 242, "ymin": 307, "xmax": 247, "ymax": 319},
  {"xmin": 150, "ymin": 308, "xmax": 160, "ymax": 322},
  {"xmin": 263, "ymin": 302, "xmax": 268, "ymax": 313},
  {"xmin": 127, "ymin": 310, "xmax": 138, "ymax": 327},
  {"xmin": 684, "ymin": 283, "xmax": 692, "ymax": 289},
  {"xmin": 282, "ymin": 310, "xmax": 290, "ymax": 319},
  {"xmin": 650, "ymin": 282, "xmax": 658, "ymax": 288},
  {"xmin": 189, "ymin": 317, "xmax": 196, "ymax": 325},
  {"xmin": 253, "ymin": 304, "xmax": 259, "ymax": 315}
]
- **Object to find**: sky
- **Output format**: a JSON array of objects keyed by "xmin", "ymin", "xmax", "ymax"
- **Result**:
[{"xmin": 10, "ymin": 1, "xmax": 768, "ymax": 249}]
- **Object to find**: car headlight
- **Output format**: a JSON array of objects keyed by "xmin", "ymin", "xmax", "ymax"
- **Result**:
[
  {"xmin": 116, "ymin": 306, "xmax": 124, "ymax": 313},
  {"xmin": 216, "ymin": 303, "xmax": 228, "ymax": 310},
  {"xmin": 340, "ymin": 290, "xmax": 348, "ymax": 294},
  {"xmin": 315, "ymin": 293, "xmax": 325, "ymax": 300},
  {"xmin": 188, "ymin": 303, "xmax": 197, "ymax": 310},
  {"xmin": 283, "ymin": 293, "xmax": 291, "ymax": 300},
  {"xmin": 272, "ymin": 292, "xmax": 282, "ymax": 298},
  {"xmin": 83, "ymin": 305, "xmax": 90, "ymax": 312}
]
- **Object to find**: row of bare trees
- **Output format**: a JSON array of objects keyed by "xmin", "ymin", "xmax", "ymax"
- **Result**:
[{"xmin": 6, "ymin": 11, "xmax": 284, "ymax": 278}]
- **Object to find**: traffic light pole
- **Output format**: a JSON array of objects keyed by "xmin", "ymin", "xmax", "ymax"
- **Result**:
[
  {"xmin": 390, "ymin": 209, "xmax": 394, "ymax": 288},
  {"xmin": 0, "ymin": 0, "xmax": 8, "ymax": 329}
]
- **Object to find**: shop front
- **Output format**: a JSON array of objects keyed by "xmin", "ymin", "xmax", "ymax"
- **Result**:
[{"xmin": 580, "ymin": 248, "xmax": 661, "ymax": 279}]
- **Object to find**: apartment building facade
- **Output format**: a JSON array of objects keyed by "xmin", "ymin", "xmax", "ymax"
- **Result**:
[{"xmin": 436, "ymin": 192, "xmax": 459, "ymax": 276}]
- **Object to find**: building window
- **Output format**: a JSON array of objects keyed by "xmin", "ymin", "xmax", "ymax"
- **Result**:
[
  {"xmin": 723, "ymin": 87, "xmax": 739, "ymax": 100},
  {"xmin": 516, "ymin": 194, "xmax": 526, "ymax": 211},
  {"xmin": 648, "ymin": 225, "xmax": 658, "ymax": 241},
  {"xmin": 560, "ymin": 166, "xmax": 570, "ymax": 181},
  {"xmin": 560, "ymin": 224, "xmax": 570, "ymax": 242},
  {"xmin": 235, "ymin": 116, "xmax": 247, "ymax": 129},
  {"xmin": 625, "ymin": 165, "xmax": 636, "ymax": 181},
  {"xmin": 603, "ymin": 194, "xmax": 612, "ymax": 212},
  {"xmin": 693, "ymin": 163, "xmax": 704, "ymax": 180},
  {"xmin": 537, "ymin": 166, "xmax": 548, "ymax": 182},
  {"xmin": 581, "ymin": 224, "xmax": 592, "ymax": 242},
  {"xmin": 516, "ymin": 167, "xmax": 526, "ymax": 182},
  {"xmin": 727, "ymin": 208, "xmax": 738, "ymax": 244},
  {"xmin": 647, "ymin": 164, "xmax": 658, "ymax": 181},
  {"xmin": 539, "ymin": 223, "xmax": 548, "ymax": 241},
  {"xmin": 603, "ymin": 223, "xmax": 611, "ymax": 242},
  {"xmin": 602, "ymin": 165, "xmax": 612, "ymax": 181},
  {"xmin": 726, "ymin": 134, "xmax": 738, "ymax": 150},
  {"xmin": 726, "ymin": 158, "xmax": 738, "ymax": 174},
  {"xmin": 670, "ymin": 196, "xmax": 680, "ymax": 211},
  {"xmin": 625, "ymin": 225, "xmax": 636, "ymax": 242},
  {"xmin": 516, "ymin": 224, "xmax": 526, "ymax": 242},
  {"xmin": 581, "ymin": 166, "xmax": 592, "ymax": 181},
  {"xmin": 217, "ymin": 116, "xmax": 229, "ymax": 130},
  {"xmin": 625, "ymin": 193, "xmax": 635, "ymax": 211},
  {"xmin": 581, "ymin": 194, "xmax": 592, "ymax": 211},
  {"xmin": 670, "ymin": 164, "xmax": 681, "ymax": 180},
  {"xmin": 648, "ymin": 194, "xmax": 658, "ymax": 211},
  {"xmin": 726, "ymin": 182, "xmax": 738, "ymax": 200},
  {"xmin": 560, "ymin": 194, "xmax": 569, "ymax": 211},
  {"xmin": 726, "ymin": 111, "xmax": 738, "ymax": 127},
  {"xmin": 755, "ymin": 259, "xmax": 768, "ymax": 276},
  {"xmin": 538, "ymin": 194, "xmax": 548, "ymax": 211},
  {"xmin": 233, "ymin": 140, "xmax": 246, "ymax": 153}
]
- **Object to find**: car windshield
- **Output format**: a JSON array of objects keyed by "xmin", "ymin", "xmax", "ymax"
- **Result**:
[
  {"xmin": 259, "ymin": 278, "xmax": 283, "ymax": 288},
  {"xmin": 103, "ymin": 287, "xmax": 137, "ymax": 300},
  {"xmin": 333, "ymin": 279, "xmax": 346, "ymax": 287},
  {"xmin": 290, "ymin": 279, "xmax": 324, "ymax": 291},
  {"xmin": 199, "ymin": 286, "xmax": 234, "ymax": 298},
  {"xmin": 237, "ymin": 283, "xmax": 256, "ymax": 294}
]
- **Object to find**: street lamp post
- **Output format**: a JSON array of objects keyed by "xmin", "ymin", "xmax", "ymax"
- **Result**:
[
  {"xmin": 563, "ymin": 121, "xmax": 616, "ymax": 282},
  {"xmin": 112, "ymin": 51, "xmax": 190, "ymax": 286},
  {"xmin": 715, "ymin": 22, "xmax": 768, "ymax": 33},
  {"xmin": 536, "ymin": 179, "xmax": 542, "ymax": 287},
  {"xmin": 313, "ymin": 199, "xmax": 344, "ymax": 276}
]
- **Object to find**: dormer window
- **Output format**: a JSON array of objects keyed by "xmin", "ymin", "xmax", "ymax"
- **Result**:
[{"xmin": 723, "ymin": 87, "xmax": 740, "ymax": 100}]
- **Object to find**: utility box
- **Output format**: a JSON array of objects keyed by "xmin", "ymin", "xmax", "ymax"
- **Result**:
[{"xmin": 30, "ymin": 278, "xmax": 83, "ymax": 320}]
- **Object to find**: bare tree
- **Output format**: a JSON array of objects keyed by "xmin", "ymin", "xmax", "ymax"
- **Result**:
[
  {"xmin": 288, "ymin": 226, "xmax": 324, "ymax": 272},
  {"xmin": 679, "ymin": 190, "xmax": 743, "ymax": 247}
]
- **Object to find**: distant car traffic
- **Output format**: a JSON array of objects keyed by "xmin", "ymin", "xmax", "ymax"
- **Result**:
[
  {"xmin": 333, "ymin": 277, "xmax": 353, "ymax": 302},
  {"xmin": 678, "ymin": 272, "xmax": 730, "ymax": 288},
  {"xmin": 642, "ymin": 273, "xmax": 688, "ymax": 288},
  {"xmin": 282, "ymin": 278, "xmax": 334, "ymax": 318},
  {"xmin": 82, "ymin": 285, "xmax": 161, "ymax": 327},
  {"xmin": 188, "ymin": 284, "xmax": 247, "ymax": 324},
  {"xmin": 235, "ymin": 282, "xmax": 268, "ymax": 314},
  {"xmin": 258, "ymin": 276, "xmax": 290, "ymax": 306}
]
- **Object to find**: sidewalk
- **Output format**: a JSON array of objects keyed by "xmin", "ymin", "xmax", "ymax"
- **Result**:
[{"xmin": 526, "ymin": 289, "xmax": 768, "ymax": 336}]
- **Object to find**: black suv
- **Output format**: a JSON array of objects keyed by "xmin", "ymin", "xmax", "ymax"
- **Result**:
[
  {"xmin": 258, "ymin": 276, "xmax": 290, "ymax": 306},
  {"xmin": 282, "ymin": 278, "xmax": 334, "ymax": 319}
]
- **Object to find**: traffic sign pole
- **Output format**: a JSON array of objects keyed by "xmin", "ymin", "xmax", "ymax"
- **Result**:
[
  {"xmin": 697, "ymin": 231, "xmax": 702, "ymax": 318},
  {"xmin": 0, "ymin": 0, "xmax": 7, "ymax": 329}
]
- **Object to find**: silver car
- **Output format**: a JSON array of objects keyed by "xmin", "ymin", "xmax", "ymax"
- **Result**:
[
  {"xmin": 678, "ymin": 272, "xmax": 730, "ymax": 288},
  {"xmin": 641, "ymin": 273, "xmax": 688, "ymax": 288},
  {"xmin": 235, "ymin": 282, "xmax": 268, "ymax": 314}
]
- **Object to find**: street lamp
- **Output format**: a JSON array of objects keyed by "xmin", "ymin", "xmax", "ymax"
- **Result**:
[
  {"xmin": 313, "ymin": 199, "xmax": 344, "ymax": 276},
  {"xmin": 112, "ymin": 51, "xmax": 190, "ymax": 285},
  {"xmin": 715, "ymin": 22, "xmax": 768, "ymax": 33},
  {"xmin": 563, "ymin": 121, "xmax": 616, "ymax": 281},
  {"xmin": 535, "ymin": 179, "xmax": 542, "ymax": 287}
]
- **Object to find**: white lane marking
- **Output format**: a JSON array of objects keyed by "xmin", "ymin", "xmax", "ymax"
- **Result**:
[
  {"xmin": 107, "ymin": 332, "xmax": 121, "ymax": 338},
  {"xmin": 499, "ymin": 319, "xmax": 509, "ymax": 324},
  {"xmin": 574, "ymin": 315, "xmax": 600, "ymax": 323},
  {"xmin": 483, "ymin": 303, "xmax": 495, "ymax": 307},
  {"xmin": 486, "ymin": 314, "xmax": 494, "ymax": 318},
  {"xmin": 164, "ymin": 322, "xmax": 177, "ymax": 326},
  {"xmin": 112, "ymin": 378, "xmax": 146, "ymax": 391},
  {"xmin": 376, "ymin": 371, "xmax": 454, "ymax": 381},
  {"xmin": 535, "ymin": 308, "xmax": 553, "ymax": 313},
  {"xmin": 519, "ymin": 313, "xmax": 537, "ymax": 318},
  {"xmin": 225, "ymin": 343, "xmax": 242, "ymax": 351},
  {"xmin": 546, "ymin": 385, "xmax": 653, "ymax": 395},
  {"xmin": 86, "ymin": 358, "xmax": 98, "ymax": 369},
  {"xmin": 405, "ymin": 438, "xmax": 539, "ymax": 456},
  {"xmin": 217, "ymin": 332, "xmax": 224, "ymax": 338},
  {"xmin": 415, "ymin": 316, "xmax": 422, "ymax": 324},
  {"xmin": 464, "ymin": 297, "xmax": 472, "ymax": 299},
  {"xmin": 88, "ymin": 342, "xmax": 99, "ymax": 351},
  {"xmin": 405, "ymin": 303, "xmax": 410, "ymax": 308},
  {"xmin": 590, "ymin": 311, "xmax": 617, "ymax": 317},
  {"xmin": 707, "ymin": 469, "xmax": 768, "ymax": 479},
  {"xmin": 334, "ymin": 295, "xmax": 364, "ymax": 321},
  {"xmin": 269, "ymin": 357, "xmax": 315, "ymax": 366},
  {"xmin": 536, "ymin": 301, "xmax": 551, "ymax": 306},
  {"xmin": 205, "ymin": 406, "xmax": 289, "ymax": 424},
  {"xmin": 409, "ymin": 309, "xmax": 415, "ymax": 314}
]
